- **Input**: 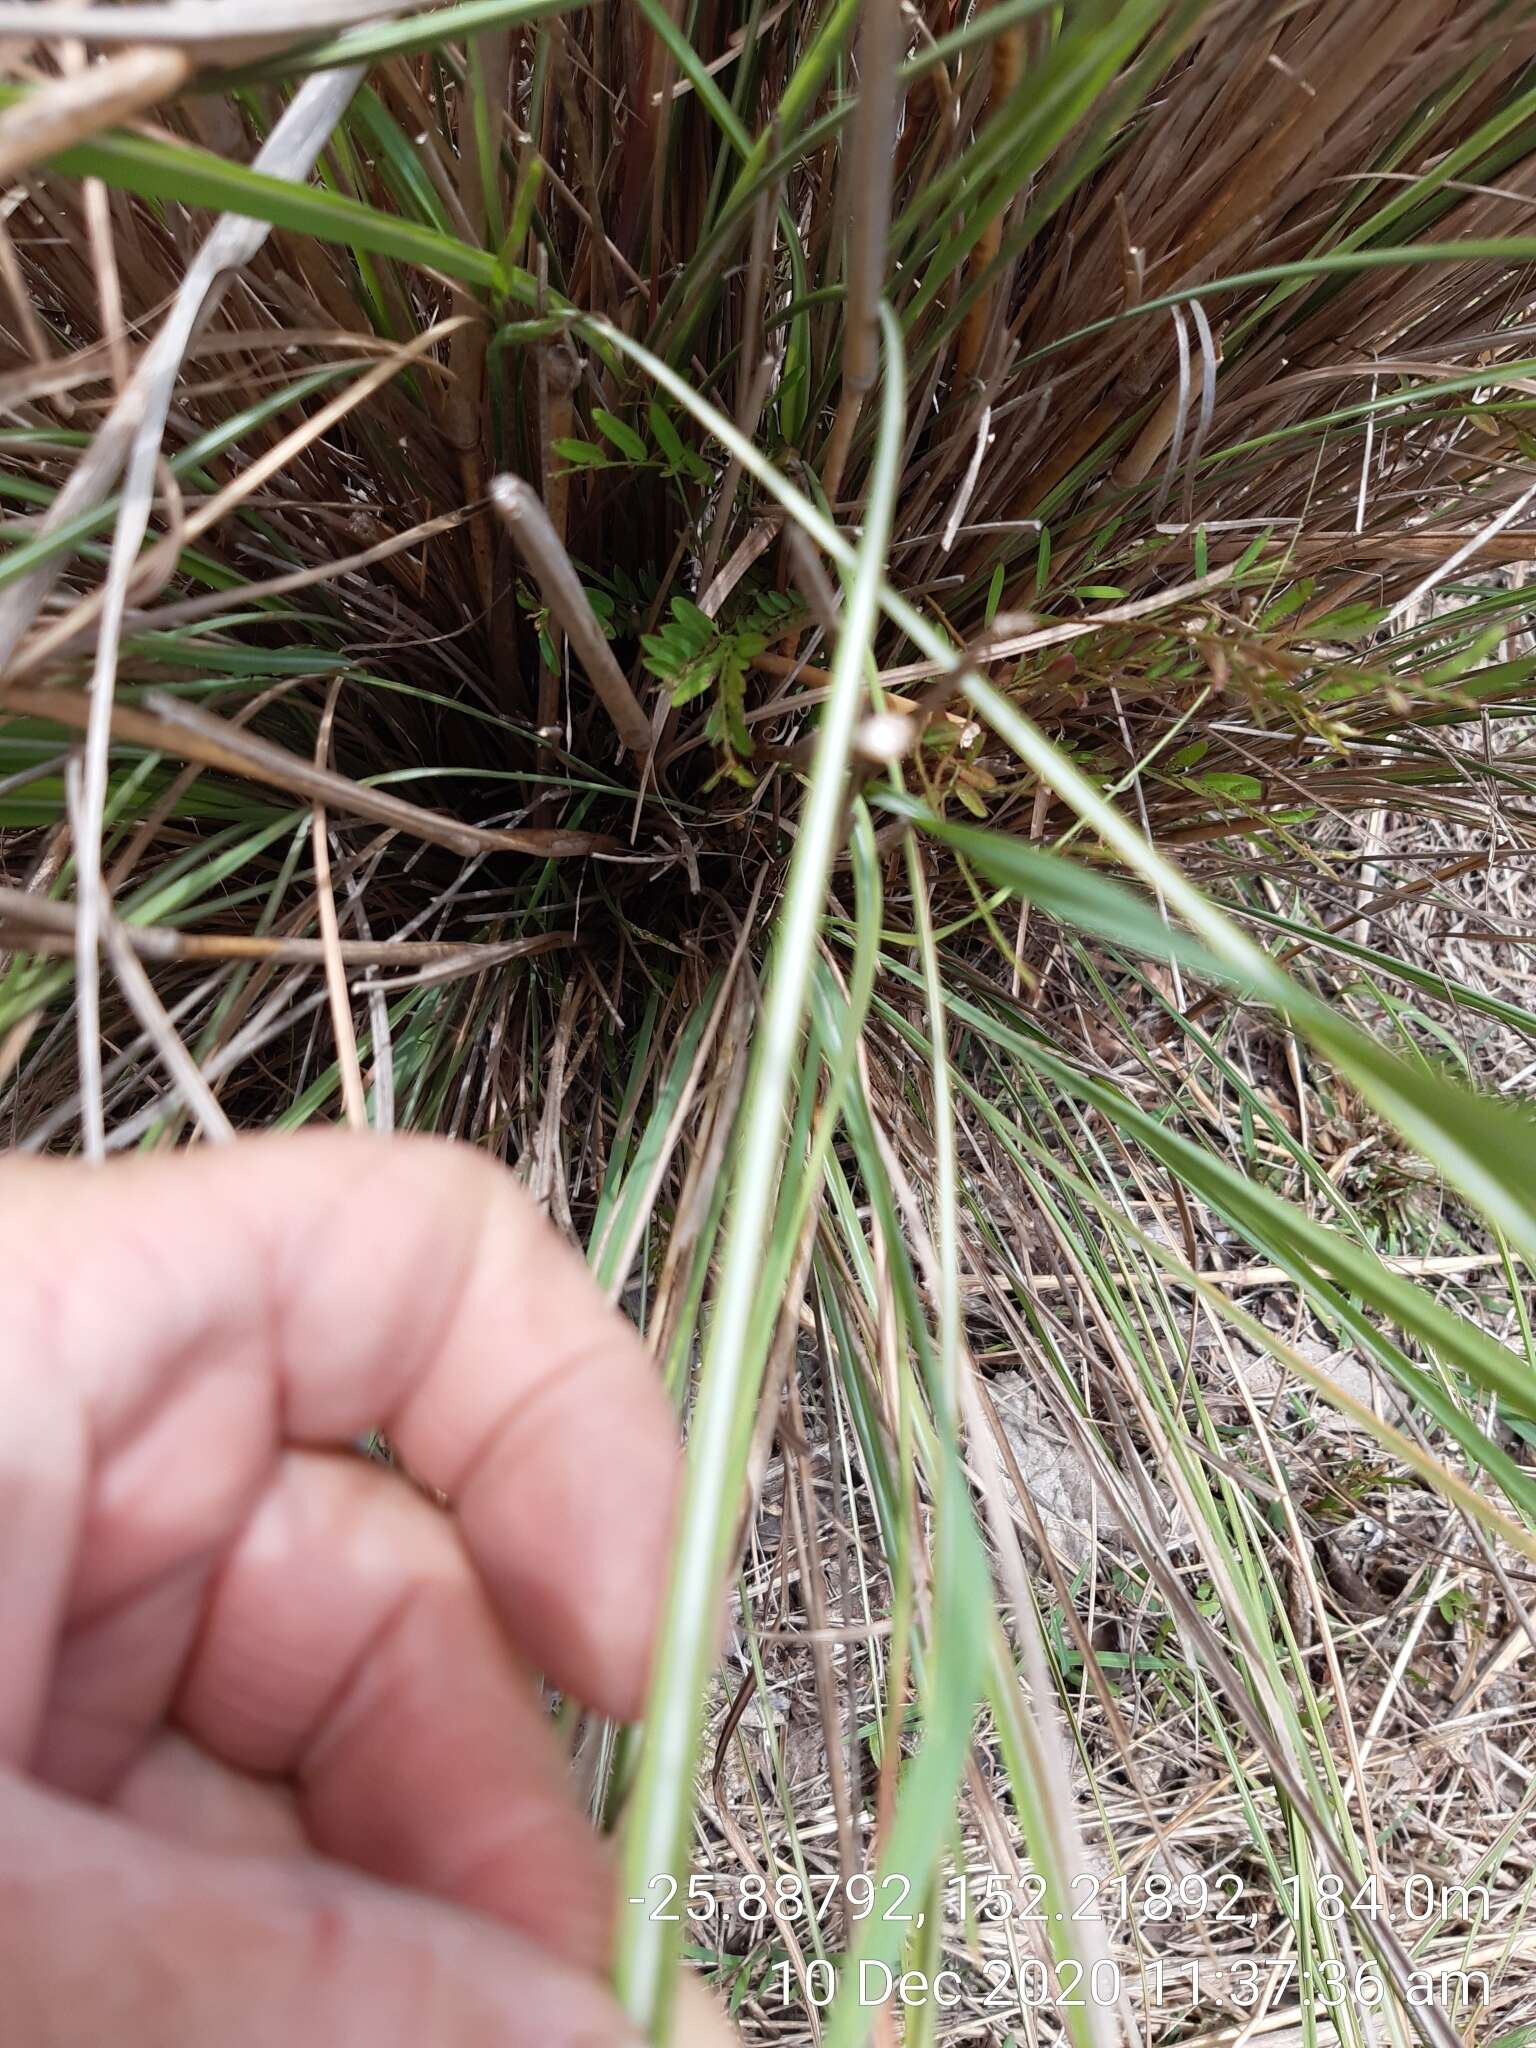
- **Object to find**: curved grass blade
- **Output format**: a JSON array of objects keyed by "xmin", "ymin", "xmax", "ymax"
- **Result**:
[
  {"xmin": 0, "ymin": 91, "xmax": 506, "ymax": 291},
  {"xmin": 614, "ymin": 304, "xmax": 906, "ymax": 2040}
]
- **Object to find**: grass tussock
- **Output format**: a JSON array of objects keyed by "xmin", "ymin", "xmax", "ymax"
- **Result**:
[{"xmin": 3, "ymin": 2, "xmax": 1536, "ymax": 2043}]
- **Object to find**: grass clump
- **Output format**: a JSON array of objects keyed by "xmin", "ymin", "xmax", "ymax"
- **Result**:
[{"xmin": 4, "ymin": 3, "xmax": 1536, "ymax": 2044}]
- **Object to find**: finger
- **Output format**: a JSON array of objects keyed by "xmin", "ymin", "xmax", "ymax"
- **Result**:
[
  {"xmin": 175, "ymin": 1450, "xmax": 614, "ymax": 1969},
  {"xmin": 112, "ymin": 1732, "xmax": 307, "ymax": 1857},
  {"xmin": 0, "ymin": 1770, "xmax": 641, "ymax": 2048},
  {"xmin": 9, "ymin": 1133, "xmax": 679, "ymax": 1723},
  {"xmin": 0, "ymin": 1354, "xmax": 86, "ymax": 1763},
  {"xmin": 673, "ymin": 1974, "xmax": 742, "ymax": 2048},
  {"xmin": 109, "ymin": 1745, "xmax": 741, "ymax": 2048}
]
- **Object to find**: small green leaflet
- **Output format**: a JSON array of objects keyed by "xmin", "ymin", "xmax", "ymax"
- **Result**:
[{"xmin": 592, "ymin": 409, "xmax": 649, "ymax": 462}]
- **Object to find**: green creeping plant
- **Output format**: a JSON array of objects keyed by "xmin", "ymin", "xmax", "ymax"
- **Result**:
[{"xmin": 642, "ymin": 588, "xmax": 803, "ymax": 788}]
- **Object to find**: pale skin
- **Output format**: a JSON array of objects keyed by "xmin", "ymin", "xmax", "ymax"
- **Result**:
[{"xmin": 1, "ymin": 1133, "xmax": 729, "ymax": 2047}]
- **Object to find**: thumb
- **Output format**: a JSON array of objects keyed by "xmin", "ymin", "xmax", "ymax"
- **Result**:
[
  {"xmin": 671, "ymin": 1972, "xmax": 742, "ymax": 2048},
  {"xmin": 1, "ymin": 1769, "xmax": 642, "ymax": 2048}
]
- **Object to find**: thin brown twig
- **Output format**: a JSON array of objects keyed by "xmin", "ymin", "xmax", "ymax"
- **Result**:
[
  {"xmin": 0, "ymin": 886, "xmax": 575, "ymax": 973},
  {"xmin": 311, "ymin": 675, "xmax": 368, "ymax": 1130},
  {"xmin": 489, "ymin": 473, "xmax": 654, "ymax": 756}
]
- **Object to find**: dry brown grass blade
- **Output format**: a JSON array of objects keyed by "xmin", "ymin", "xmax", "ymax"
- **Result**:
[
  {"xmin": 351, "ymin": 933, "xmax": 577, "ymax": 991},
  {"xmin": 9, "ymin": 316, "xmax": 467, "ymax": 678},
  {"xmin": 638, "ymin": 1, "xmax": 679, "ymax": 313},
  {"xmin": 0, "ymin": 208, "xmax": 51, "ymax": 366},
  {"xmin": 819, "ymin": 0, "xmax": 903, "ymax": 509},
  {"xmin": 780, "ymin": 1368, "xmax": 860, "ymax": 1934},
  {"xmin": 1172, "ymin": 0, "xmax": 1447, "ymax": 283},
  {"xmin": 311, "ymin": 675, "xmax": 368, "ymax": 1130},
  {"xmin": 102, "ymin": 914, "xmax": 235, "ymax": 1144},
  {"xmin": 956, "ymin": 1251, "xmax": 1509, "ymax": 1294},
  {"xmin": 532, "ymin": 329, "xmax": 582, "ymax": 738},
  {"xmin": 1, "ymin": 686, "xmax": 616, "ymax": 857},
  {"xmin": 437, "ymin": 29, "xmax": 503, "ymax": 636},
  {"xmin": 749, "ymin": 566, "xmax": 1238, "ymax": 709},
  {"xmin": 67, "ymin": 45, "xmax": 132, "ymax": 398},
  {"xmin": 954, "ymin": 13, "xmax": 1024, "ymax": 382},
  {"xmin": 490, "ymin": 473, "xmax": 654, "ymax": 756},
  {"xmin": 107, "ymin": 674, "xmax": 316, "ymax": 896},
  {"xmin": 0, "ymin": 45, "xmax": 190, "ymax": 183},
  {"xmin": 127, "ymin": 511, "xmax": 470, "ymax": 629},
  {"xmin": 0, "ymin": 62, "xmax": 367, "ymax": 668},
  {"xmin": 0, "ymin": 325, "xmax": 406, "ymax": 413},
  {"xmin": 698, "ymin": 190, "xmax": 777, "ymax": 599},
  {"xmin": 546, "ymin": 16, "xmax": 615, "ymax": 313},
  {"xmin": 0, "ymin": 887, "xmax": 576, "ymax": 973},
  {"xmin": 36, "ymin": 64, "xmax": 368, "ymax": 1160},
  {"xmin": 0, "ymin": 0, "xmax": 401, "ymax": 52}
]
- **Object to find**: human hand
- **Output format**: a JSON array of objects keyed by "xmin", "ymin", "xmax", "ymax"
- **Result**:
[{"xmin": 1, "ymin": 1133, "xmax": 725, "ymax": 2047}]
